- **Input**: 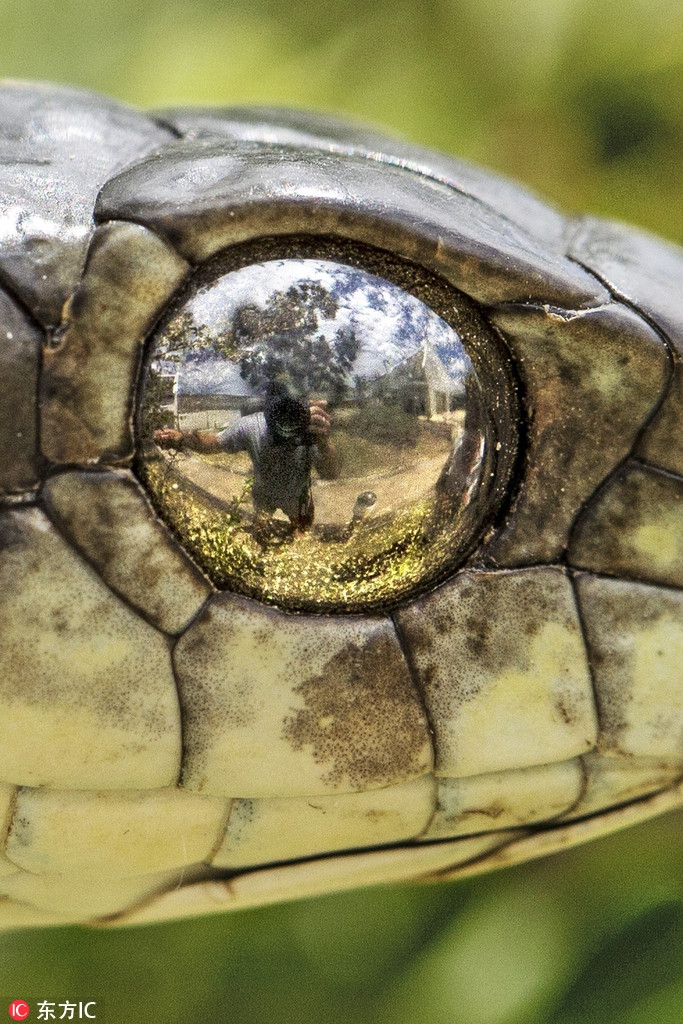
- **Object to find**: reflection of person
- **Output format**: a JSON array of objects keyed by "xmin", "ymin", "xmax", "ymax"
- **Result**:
[{"xmin": 154, "ymin": 389, "xmax": 338, "ymax": 532}]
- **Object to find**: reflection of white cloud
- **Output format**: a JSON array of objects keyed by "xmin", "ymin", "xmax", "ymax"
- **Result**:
[{"xmin": 182, "ymin": 259, "xmax": 471, "ymax": 383}]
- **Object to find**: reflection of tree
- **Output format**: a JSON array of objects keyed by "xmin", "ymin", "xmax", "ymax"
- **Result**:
[
  {"xmin": 233, "ymin": 281, "xmax": 360, "ymax": 401},
  {"xmin": 140, "ymin": 367, "xmax": 174, "ymax": 439},
  {"xmin": 162, "ymin": 310, "xmax": 240, "ymax": 361},
  {"xmin": 158, "ymin": 281, "xmax": 361, "ymax": 403}
]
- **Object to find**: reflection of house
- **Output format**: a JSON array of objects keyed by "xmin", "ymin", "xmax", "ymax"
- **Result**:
[
  {"xmin": 149, "ymin": 357, "xmax": 178, "ymax": 402},
  {"xmin": 380, "ymin": 340, "xmax": 466, "ymax": 418}
]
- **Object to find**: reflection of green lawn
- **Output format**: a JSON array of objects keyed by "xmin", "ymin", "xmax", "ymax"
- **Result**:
[{"xmin": 332, "ymin": 423, "xmax": 453, "ymax": 478}]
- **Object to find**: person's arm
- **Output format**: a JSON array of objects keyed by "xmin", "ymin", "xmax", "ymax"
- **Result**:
[
  {"xmin": 154, "ymin": 428, "xmax": 222, "ymax": 453},
  {"xmin": 308, "ymin": 402, "xmax": 340, "ymax": 480}
]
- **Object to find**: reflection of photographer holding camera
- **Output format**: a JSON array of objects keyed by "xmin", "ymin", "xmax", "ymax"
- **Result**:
[{"xmin": 154, "ymin": 381, "xmax": 338, "ymax": 532}]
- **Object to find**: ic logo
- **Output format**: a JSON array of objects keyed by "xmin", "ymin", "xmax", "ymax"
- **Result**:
[{"xmin": 8, "ymin": 1002, "xmax": 30, "ymax": 1020}]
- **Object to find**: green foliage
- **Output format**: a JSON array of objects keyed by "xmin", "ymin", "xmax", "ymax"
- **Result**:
[
  {"xmin": 162, "ymin": 311, "xmax": 241, "ymax": 362},
  {"xmin": 548, "ymin": 901, "xmax": 683, "ymax": 1024}
]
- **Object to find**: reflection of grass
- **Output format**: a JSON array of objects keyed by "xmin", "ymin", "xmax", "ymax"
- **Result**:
[
  {"xmin": 192, "ymin": 449, "xmax": 252, "ymax": 473},
  {"xmin": 140, "ymin": 452, "xmax": 476, "ymax": 612},
  {"xmin": 142, "ymin": 457, "xmax": 263, "ymax": 577},
  {"xmin": 334, "ymin": 420, "xmax": 454, "ymax": 478}
]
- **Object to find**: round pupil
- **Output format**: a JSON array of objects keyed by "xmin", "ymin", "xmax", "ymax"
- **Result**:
[{"xmin": 138, "ymin": 258, "xmax": 491, "ymax": 611}]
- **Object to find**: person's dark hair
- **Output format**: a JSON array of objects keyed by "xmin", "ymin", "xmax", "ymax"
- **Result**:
[{"xmin": 264, "ymin": 379, "xmax": 311, "ymax": 442}]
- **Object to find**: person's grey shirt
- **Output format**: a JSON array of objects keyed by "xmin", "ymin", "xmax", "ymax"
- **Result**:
[{"xmin": 216, "ymin": 412, "xmax": 315, "ymax": 519}]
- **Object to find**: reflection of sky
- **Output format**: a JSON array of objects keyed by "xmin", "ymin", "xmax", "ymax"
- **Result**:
[{"xmin": 181, "ymin": 259, "xmax": 470, "ymax": 383}]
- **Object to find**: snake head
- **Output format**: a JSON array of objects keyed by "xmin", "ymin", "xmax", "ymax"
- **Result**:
[{"xmin": 0, "ymin": 83, "xmax": 681, "ymax": 928}]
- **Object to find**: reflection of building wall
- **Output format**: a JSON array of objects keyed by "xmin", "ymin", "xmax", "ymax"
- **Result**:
[
  {"xmin": 399, "ymin": 383, "xmax": 462, "ymax": 418},
  {"xmin": 177, "ymin": 409, "xmax": 242, "ymax": 432},
  {"xmin": 427, "ymin": 388, "xmax": 461, "ymax": 417},
  {"xmin": 174, "ymin": 355, "xmax": 258, "ymax": 428},
  {"xmin": 177, "ymin": 394, "xmax": 243, "ymax": 413},
  {"xmin": 173, "ymin": 395, "xmax": 245, "ymax": 432}
]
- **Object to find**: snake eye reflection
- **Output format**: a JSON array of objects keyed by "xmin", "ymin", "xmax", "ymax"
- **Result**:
[{"xmin": 138, "ymin": 255, "xmax": 513, "ymax": 611}]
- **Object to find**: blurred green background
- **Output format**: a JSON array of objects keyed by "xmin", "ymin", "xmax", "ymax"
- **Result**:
[{"xmin": 1, "ymin": 1, "xmax": 682, "ymax": 1021}]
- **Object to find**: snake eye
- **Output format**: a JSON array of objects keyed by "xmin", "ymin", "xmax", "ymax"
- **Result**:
[{"xmin": 138, "ymin": 243, "xmax": 518, "ymax": 611}]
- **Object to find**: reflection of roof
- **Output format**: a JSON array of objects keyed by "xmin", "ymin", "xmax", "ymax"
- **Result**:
[
  {"xmin": 420, "ymin": 344, "xmax": 464, "ymax": 394},
  {"xmin": 175, "ymin": 357, "xmax": 257, "ymax": 397},
  {"xmin": 385, "ymin": 340, "xmax": 466, "ymax": 395}
]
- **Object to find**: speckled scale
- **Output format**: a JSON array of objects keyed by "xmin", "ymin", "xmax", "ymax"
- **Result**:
[{"xmin": 0, "ymin": 81, "xmax": 681, "ymax": 930}]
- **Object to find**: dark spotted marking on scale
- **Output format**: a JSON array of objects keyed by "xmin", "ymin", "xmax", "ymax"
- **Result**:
[{"xmin": 282, "ymin": 631, "xmax": 430, "ymax": 789}]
